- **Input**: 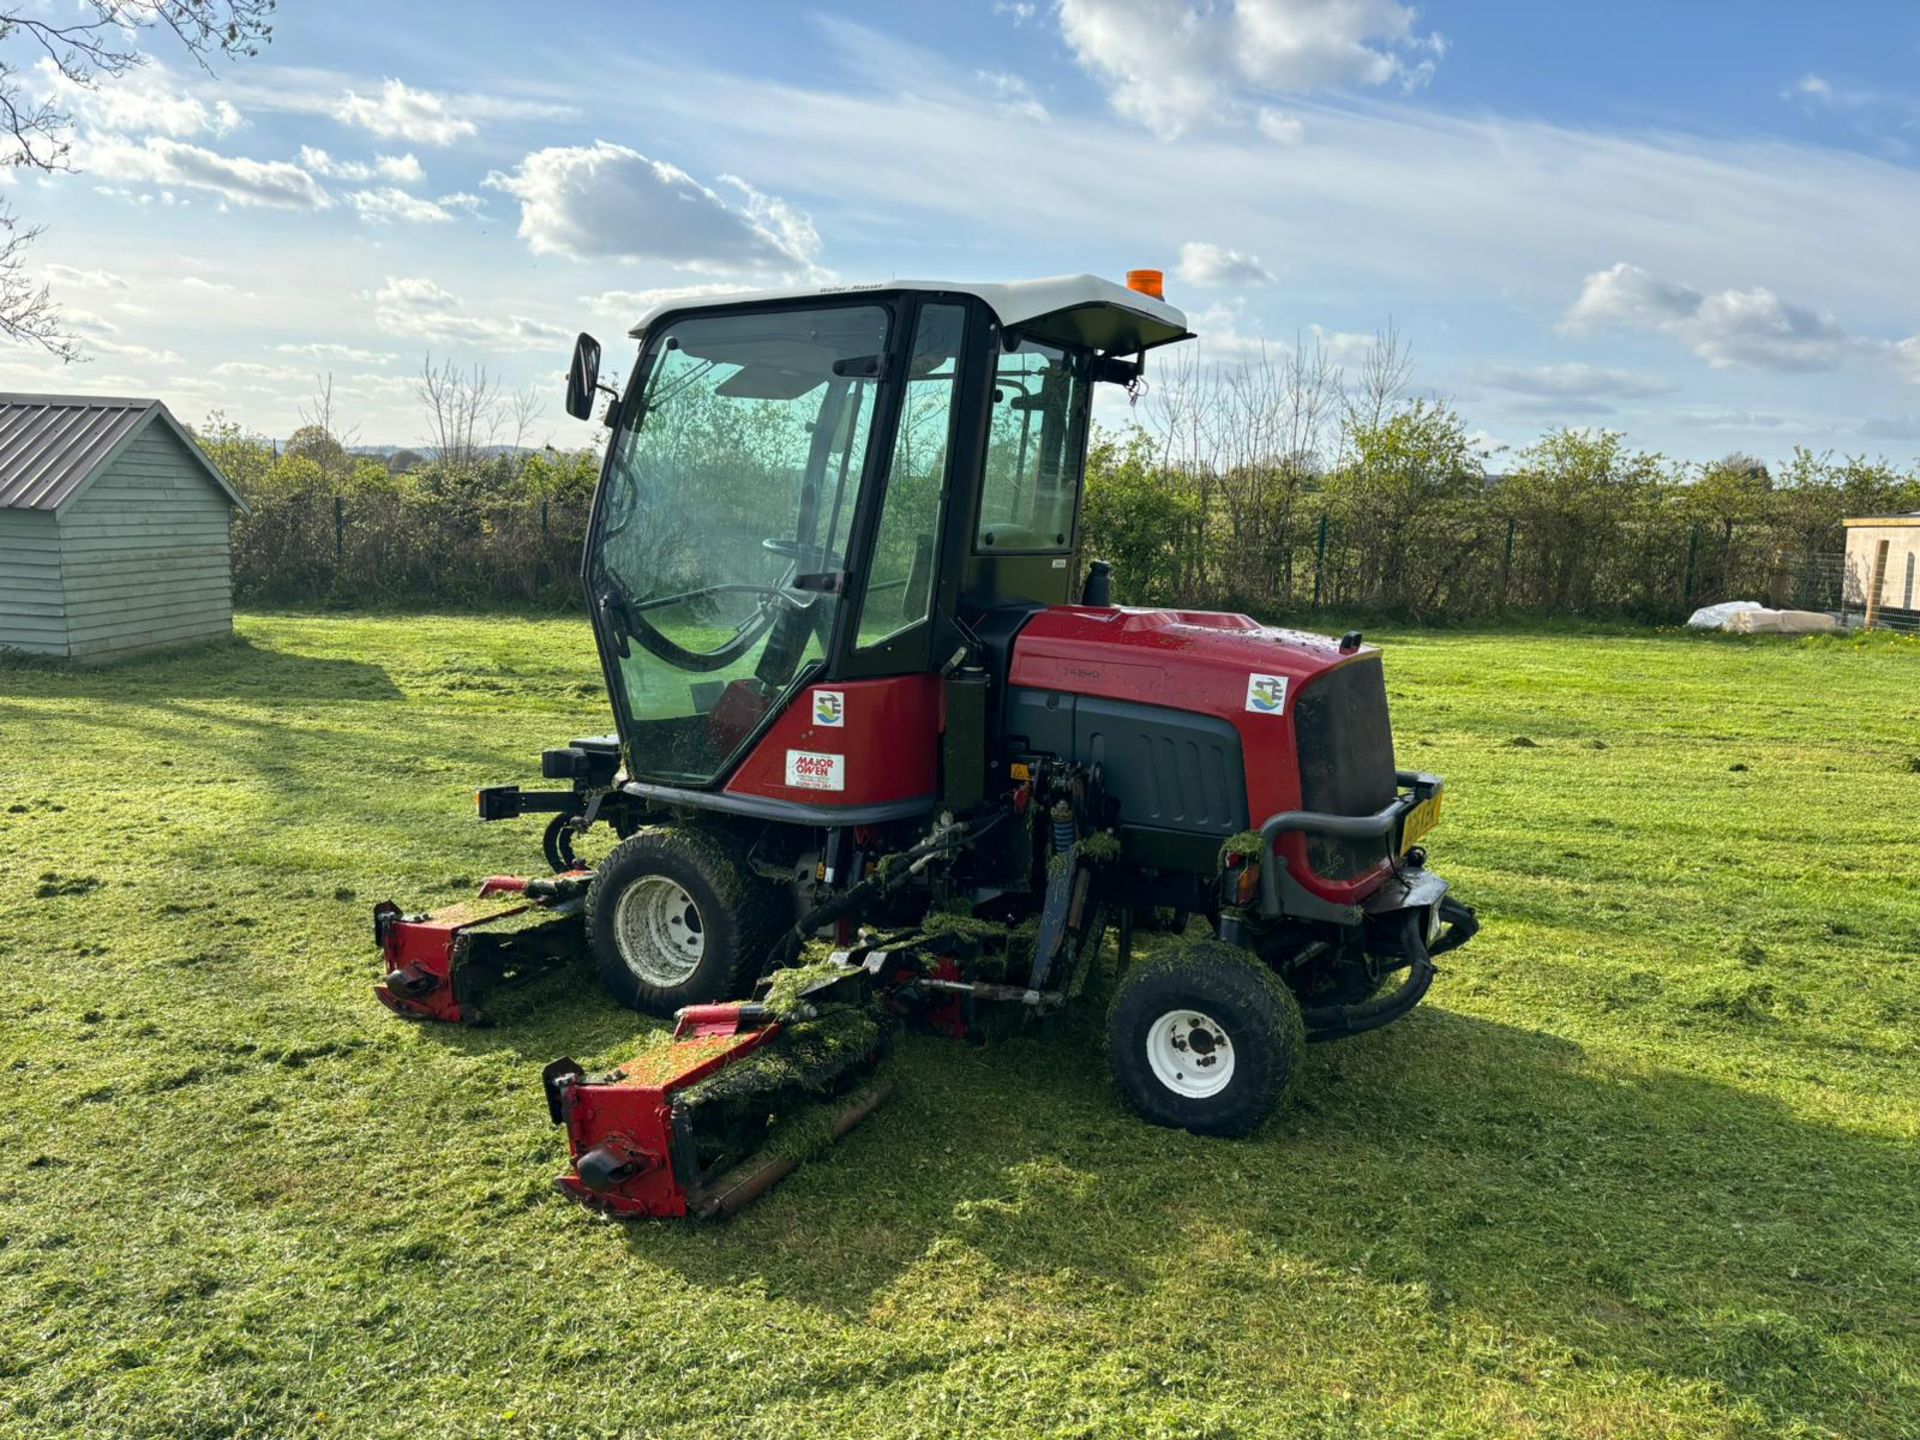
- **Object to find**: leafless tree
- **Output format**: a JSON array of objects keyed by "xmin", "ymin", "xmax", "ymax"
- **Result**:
[
  {"xmin": 415, "ymin": 354, "xmax": 505, "ymax": 468},
  {"xmin": 1342, "ymin": 319, "xmax": 1413, "ymax": 439},
  {"xmin": 0, "ymin": 1, "xmax": 275, "ymax": 356},
  {"xmin": 298, "ymin": 372, "xmax": 360, "ymax": 452},
  {"xmin": 505, "ymin": 386, "xmax": 545, "ymax": 455}
]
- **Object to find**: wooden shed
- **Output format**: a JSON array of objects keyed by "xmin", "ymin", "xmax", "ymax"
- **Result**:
[{"xmin": 0, "ymin": 394, "xmax": 247, "ymax": 661}]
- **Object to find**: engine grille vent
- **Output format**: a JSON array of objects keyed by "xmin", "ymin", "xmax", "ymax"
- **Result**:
[{"xmin": 1292, "ymin": 657, "xmax": 1397, "ymax": 881}]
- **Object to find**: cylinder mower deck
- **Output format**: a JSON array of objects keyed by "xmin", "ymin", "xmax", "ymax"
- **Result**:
[
  {"xmin": 543, "ymin": 968, "xmax": 892, "ymax": 1218},
  {"xmin": 372, "ymin": 873, "xmax": 590, "ymax": 1024}
]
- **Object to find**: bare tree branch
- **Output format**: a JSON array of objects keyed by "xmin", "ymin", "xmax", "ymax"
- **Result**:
[
  {"xmin": 298, "ymin": 372, "xmax": 360, "ymax": 451},
  {"xmin": 415, "ymin": 354, "xmax": 506, "ymax": 468},
  {"xmin": 506, "ymin": 386, "xmax": 544, "ymax": 455},
  {"xmin": 0, "ymin": 200, "xmax": 76, "ymax": 359}
]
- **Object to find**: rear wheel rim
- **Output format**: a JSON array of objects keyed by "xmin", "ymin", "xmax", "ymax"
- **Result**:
[
  {"xmin": 1145, "ymin": 1008, "xmax": 1235, "ymax": 1099},
  {"xmin": 613, "ymin": 876, "xmax": 706, "ymax": 988}
]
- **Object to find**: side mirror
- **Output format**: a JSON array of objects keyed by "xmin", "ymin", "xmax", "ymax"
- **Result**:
[{"xmin": 565, "ymin": 332, "xmax": 602, "ymax": 420}]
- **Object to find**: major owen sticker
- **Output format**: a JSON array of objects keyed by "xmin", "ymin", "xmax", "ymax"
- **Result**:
[{"xmin": 785, "ymin": 750, "xmax": 845, "ymax": 791}]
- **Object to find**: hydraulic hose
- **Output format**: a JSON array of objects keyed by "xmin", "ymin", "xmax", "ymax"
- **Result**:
[
  {"xmin": 1302, "ymin": 896, "xmax": 1477, "ymax": 1043},
  {"xmin": 756, "ymin": 812, "xmax": 999, "ymax": 978}
]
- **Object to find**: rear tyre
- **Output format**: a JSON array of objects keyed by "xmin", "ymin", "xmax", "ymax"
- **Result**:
[
  {"xmin": 1106, "ymin": 939, "xmax": 1305, "ymax": 1137},
  {"xmin": 587, "ymin": 826, "xmax": 786, "ymax": 1017}
]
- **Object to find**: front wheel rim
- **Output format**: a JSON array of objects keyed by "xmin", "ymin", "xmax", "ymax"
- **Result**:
[
  {"xmin": 613, "ymin": 875, "xmax": 706, "ymax": 987},
  {"xmin": 1144, "ymin": 1008, "xmax": 1236, "ymax": 1099}
]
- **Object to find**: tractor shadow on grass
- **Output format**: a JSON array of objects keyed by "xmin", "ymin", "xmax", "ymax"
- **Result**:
[{"xmin": 633, "ymin": 1003, "xmax": 1918, "ymax": 1428}]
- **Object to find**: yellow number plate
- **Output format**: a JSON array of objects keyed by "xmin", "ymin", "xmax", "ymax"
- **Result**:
[{"xmin": 1399, "ymin": 793, "xmax": 1442, "ymax": 854}]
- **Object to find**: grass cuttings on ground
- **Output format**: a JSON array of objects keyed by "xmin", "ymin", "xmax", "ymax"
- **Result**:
[{"xmin": 2, "ymin": 612, "xmax": 1919, "ymax": 1439}]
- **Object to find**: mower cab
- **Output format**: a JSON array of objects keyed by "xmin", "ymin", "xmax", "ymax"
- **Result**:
[{"xmin": 393, "ymin": 271, "xmax": 1477, "ymax": 1214}]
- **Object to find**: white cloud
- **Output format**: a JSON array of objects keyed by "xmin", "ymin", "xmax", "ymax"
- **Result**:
[
  {"xmin": 376, "ymin": 153, "xmax": 425, "ymax": 183},
  {"xmin": 1788, "ymin": 73, "xmax": 1833, "ymax": 101},
  {"xmin": 1186, "ymin": 303, "xmax": 1275, "ymax": 361},
  {"xmin": 584, "ymin": 283, "xmax": 744, "ymax": 316},
  {"xmin": 1055, "ymin": 0, "xmax": 1442, "ymax": 138},
  {"xmin": 483, "ymin": 142, "xmax": 818, "ymax": 273},
  {"xmin": 37, "ymin": 58, "xmax": 242, "ymax": 140},
  {"xmin": 66, "ymin": 308, "xmax": 119, "ymax": 338},
  {"xmin": 84, "ymin": 135, "xmax": 330, "ymax": 210},
  {"xmin": 1256, "ymin": 107, "xmax": 1305, "ymax": 144},
  {"xmin": 373, "ymin": 275, "xmax": 571, "ymax": 353},
  {"xmin": 211, "ymin": 360, "xmax": 306, "ymax": 381},
  {"xmin": 180, "ymin": 276, "xmax": 236, "ymax": 293},
  {"xmin": 276, "ymin": 342, "xmax": 399, "ymax": 364},
  {"xmin": 346, "ymin": 187, "xmax": 456, "ymax": 224},
  {"xmin": 1309, "ymin": 324, "xmax": 1380, "ymax": 368},
  {"xmin": 1176, "ymin": 240, "xmax": 1274, "ymax": 286},
  {"xmin": 89, "ymin": 336, "xmax": 185, "ymax": 365},
  {"xmin": 1480, "ymin": 362, "xmax": 1676, "ymax": 401},
  {"xmin": 333, "ymin": 79, "xmax": 476, "ymax": 146},
  {"xmin": 299, "ymin": 146, "xmax": 426, "ymax": 184},
  {"xmin": 44, "ymin": 264, "xmax": 128, "ymax": 290},
  {"xmin": 978, "ymin": 71, "xmax": 1048, "ymax": 121},
  {"xmin": 1565, "ymin": 262, "xmax": 1857, "ymax": 374}
]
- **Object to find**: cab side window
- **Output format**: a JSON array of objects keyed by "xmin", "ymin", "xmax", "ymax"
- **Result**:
[
  {"xmin": 856, "ymin": 303, "xmax": 965, "ymax": 649},
  {"xmin": 977, "ymin": 338, "xmax": 1087, "ymax": 553}
]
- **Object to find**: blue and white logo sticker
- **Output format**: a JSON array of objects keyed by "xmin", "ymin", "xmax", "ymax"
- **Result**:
[
  {"xmin": 1245, "ymin": 674, "xmax": 1289, "ymax": 715},
  {"xmin": 813, "ymin": 690, "xmax": 845, "ymax": 727}
]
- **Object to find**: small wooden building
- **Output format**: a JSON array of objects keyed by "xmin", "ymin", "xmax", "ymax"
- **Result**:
[
  {"xmin": 1843, "ymin": 513, "xmax": 1920, "ymax": 628},
  {"xmin": 0, "ymin": 394, "xmax": 247, "ymax": 661}
]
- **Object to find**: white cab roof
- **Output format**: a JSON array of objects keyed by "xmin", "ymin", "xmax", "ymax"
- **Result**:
[{"xmin": 629, "ymin": 273, "xmax": 1192, "ymax": 354}]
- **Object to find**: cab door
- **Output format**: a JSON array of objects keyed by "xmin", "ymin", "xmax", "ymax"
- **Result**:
[{"xmin": 835, "ymin": 298, "xmax": 972, "ymax": 679}]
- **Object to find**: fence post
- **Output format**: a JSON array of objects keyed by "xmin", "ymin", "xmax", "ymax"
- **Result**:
[
  {"xmin": 1500, "ymin": 517, "xmax": 1515, "ymax": 607},
  {"xmin": 334, "ymin": 495, "xmax": 344, "ymax": 562},
  {"xmin": 1312, "ymin": 515, "xmax": 1328, "ymax": 610},
  {"xmin": 1768, "ymin": 547, "xmax": 1790, "ymax": 609},
  {"xmin": 1682, "ymin": 523, "xmax": 1701, "ymax": 610},
  {"xmin": 1864, "ymin": 538, "xmax": 1891, "ymax": 630}
]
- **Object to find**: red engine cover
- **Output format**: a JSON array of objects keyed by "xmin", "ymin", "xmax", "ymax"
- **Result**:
[
  {"xmin": 724, "ymin": 673, "xmax": 940, "ymax": 809},
  {"xmin": 1008, "ymin": 606, "xmax": 1389, "ymax": 900}
]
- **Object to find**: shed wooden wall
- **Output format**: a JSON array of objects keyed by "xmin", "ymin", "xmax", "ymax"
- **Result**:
[
  {"xmin": 1843, "ymin": 525, "xmax": 1920, "ymax": 617},
  {"xmin": 55, "ymin": 425, "xmax": 235, "ymax": 661},
  {"xmin": 0, "ymin": 507, "xmax": 67, "ymax": 655}
]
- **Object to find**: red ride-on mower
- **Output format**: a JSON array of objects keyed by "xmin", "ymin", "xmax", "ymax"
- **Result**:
[{"xmin": 383, "ymin": 271, "xmax": 1477, "ymax": 1215}]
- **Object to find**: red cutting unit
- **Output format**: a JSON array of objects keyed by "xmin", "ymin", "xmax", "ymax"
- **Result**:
[
  {"xmin": 373, "ymin": 873, "xmax": 590, "ymax": 1024},
  {"xmin": 543, "ymin": 994, "xmax": 893, "ymax": 1220}
]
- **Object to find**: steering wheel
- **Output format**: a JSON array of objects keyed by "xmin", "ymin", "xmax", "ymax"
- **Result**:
[
  {"xmin": 761, "ymin": 536, "xmax": 844, "ymax": 569},
  {"xmin": 603, "ymin": 583, "xmax": 799, "ymax": 674}
]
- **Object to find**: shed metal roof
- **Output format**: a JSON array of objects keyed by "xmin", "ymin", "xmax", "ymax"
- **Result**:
[{"xmin": 0, "ymin": 393, "xmax": 246, "ymax": 514}]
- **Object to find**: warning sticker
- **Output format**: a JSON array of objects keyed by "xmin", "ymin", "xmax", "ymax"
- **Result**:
[
  {"xmin": 812, "ymin": 690, "xmax": 845, "ymax": 727},
  {"xmin": 1245, "ymin": 674, "xmax": 1289, "ymax": 715},
  {"xmin": 785, "ymin": 750, "xmax": 845, "ymax": 791}
]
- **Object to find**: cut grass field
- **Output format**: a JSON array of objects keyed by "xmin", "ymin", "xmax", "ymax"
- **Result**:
[{"xmin": 3, "ymin": 613, "xmax": 1918, "ymax": 1439}]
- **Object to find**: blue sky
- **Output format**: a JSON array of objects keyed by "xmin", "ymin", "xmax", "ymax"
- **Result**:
[{"xmin": 7, "ymin": 0, "xmax": 1920, "ymax": 462}]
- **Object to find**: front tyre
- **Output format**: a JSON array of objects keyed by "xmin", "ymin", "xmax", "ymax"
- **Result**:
[
  {"xmin": 1106, "ymin": 940, "xmax": 1305, "ymax": 1137},
  {"xmin": 586, "ymin": 826, "xmax": 784, "ymax": 1017}
]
